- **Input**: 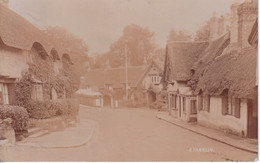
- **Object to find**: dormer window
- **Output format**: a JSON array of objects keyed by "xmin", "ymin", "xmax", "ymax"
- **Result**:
[{"xmin": 151, "ymin": 75, "xmax": 161, "ymax": 84}]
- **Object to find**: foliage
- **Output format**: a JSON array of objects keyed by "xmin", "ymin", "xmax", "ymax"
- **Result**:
[
  {"xmin": 194, "ymin": 21, "xmax": 210, "ymax": 41},
  {"xmin": 26, "ymin": 99, "xmax": 79, "ymax": 119},
  {"xmin": 45, "ymin": 26, "xmax": 89, "ymax": 89},
  {"xmin": 15, "ymin": 41, "xmax": 78, "ymax": 120},
  {"xmin": 151, "ymin": 47, "xmax": 165, "ymax": 62},
  {"xmin": 167, "ymin": 29, "xmax": 192, "ymax": 42},
  {"xmin": 149, "ymin": 90, "xmax": 168, "ymax": 111},
  {"xmin": 15, "ymin": 72, "xmax": 34, "ymax": 109},
  {"xmin": 89, "ymin": 53, "xmax": 110, "ymax": 69},
  {"xmin": 107, "ymin": 24, "xmax": 157, "ymax": 68},
  {"xmin": 0, "ymin": 105, "xmax": 29, "ymax": 132}
]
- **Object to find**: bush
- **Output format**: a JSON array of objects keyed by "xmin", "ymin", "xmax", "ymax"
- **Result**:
[
  {"xmin": 149, "ymin": 101, "xmax": 167, "ymax": 111},
  {"xmin": 66, "ymin": 99, "xmax": 79, "ymax": 116},
  {"xmin": 26, "ymin": 99, "xmax": 79, "ymax": 119},
  {"xmin": 0, "ymin": 105, "xmax": 29, "ymax": 132}
]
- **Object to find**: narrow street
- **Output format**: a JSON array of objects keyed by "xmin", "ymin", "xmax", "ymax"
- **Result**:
[{"xmin": 0, "ymin": 106, "xmax": 257, "ymax": 161}]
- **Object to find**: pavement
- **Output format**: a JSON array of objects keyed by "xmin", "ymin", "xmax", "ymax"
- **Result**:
[
  {"xmin": 156, "ymin": 111, "xmax": 258, "ymax": 154},
  {"xmin": 16, "ymin": 118, "xmax": 96, "ymax": 148}
]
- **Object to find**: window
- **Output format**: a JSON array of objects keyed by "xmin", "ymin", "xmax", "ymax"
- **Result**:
[
  {"xmin": 32, "ymin": 84, "xmax": 43, "ymax": 101},
  {"xmin": 151, "ymin": 75, "xmax": 160, "ymax": 84},
  {"xmin": 96, "ymin": 99, "xmax": 100, "ymax": 106},
  {"xmin": 198, "ymin": 95, "xmax": 203, "ymax": 111},
  {"xmin": 0, "ymin": 83, "xmax": 9, "ymax": 105},
  {"xmin": 227, "ymin": 97, "xmax": 240, "ymax": 118},
  {"xmin": 222, "ymin": 90, "xmax": 240, "ymax": 118},
  {"xmin": 203, "ymin": 95, "xmax": 210, "ymax": 112},
  {"xmin": 105, "ymin": 84, "xmax": 112, "ymax": 90},
  {"xmin": 170, "ymin": 94, "xmax": 177, "ymax": 109},
  {"xmin": 86, "ymin": 85, "xmax": 91, "ymax": 90},
  {"xmin": 183, "ymin": 97, "xmax": 186, "ymax": 113}
]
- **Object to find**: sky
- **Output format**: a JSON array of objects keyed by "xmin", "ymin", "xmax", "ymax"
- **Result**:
[{"xmin": 9, "ymin": 0, "xmax": 234, "ymax": 55}]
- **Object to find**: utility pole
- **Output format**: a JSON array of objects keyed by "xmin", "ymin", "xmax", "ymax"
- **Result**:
[{"xmin": 125, "ymin": 40, "xmax": 128, "ymax": 100}]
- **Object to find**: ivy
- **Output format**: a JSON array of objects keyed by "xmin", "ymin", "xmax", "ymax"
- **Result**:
[{"xmin": 14, "ymin": 49, "xmax": 77, "ymax": 117}]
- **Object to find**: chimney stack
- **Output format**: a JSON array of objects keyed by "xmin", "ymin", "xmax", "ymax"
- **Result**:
[
  {"xmin": 230, "ymin": 0, "xmax": 241, "ymax": 44},
  {"xmin": 237, "ymin": 0, "xmax": 258, "ymax": 49}
]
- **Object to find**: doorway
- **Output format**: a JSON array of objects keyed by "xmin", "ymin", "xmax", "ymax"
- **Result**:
[
  {"xmin": 247, "ymin": 99, "xmax": 258, "ymax": 138},
  {"xmin": 103, "ymin": 95, "xmax": 111, "ymax": 108}
]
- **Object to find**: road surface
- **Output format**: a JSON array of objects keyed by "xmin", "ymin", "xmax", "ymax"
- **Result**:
[{"xmin": 0, "ymin": 106, "xmax": 257, "ymax": 161}]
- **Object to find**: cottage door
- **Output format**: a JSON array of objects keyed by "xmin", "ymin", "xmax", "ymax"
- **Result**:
[{"xmin": 247, "ymin": 99, "xmax": 258, "ymax": 138}]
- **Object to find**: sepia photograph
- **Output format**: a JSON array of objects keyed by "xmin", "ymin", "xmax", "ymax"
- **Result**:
[{"xmin": 0, "ymin": 0, "xmax": 258, "ymax": 161}]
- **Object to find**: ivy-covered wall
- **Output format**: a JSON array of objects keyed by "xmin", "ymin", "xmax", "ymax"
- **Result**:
[{"xmin": 15, "ymin": 45, "xmax": 77, "ymax": 110}]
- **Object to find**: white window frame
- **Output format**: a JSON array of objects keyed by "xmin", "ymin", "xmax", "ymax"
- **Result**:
[{"xmin": 0, "ymin": 83, "xmax": 9, "ymax": 105}]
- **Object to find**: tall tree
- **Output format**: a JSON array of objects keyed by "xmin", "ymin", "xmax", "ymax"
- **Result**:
[
  {"xmin": 167, "ymin": 29, "xmax": 192, "ymax": 42},
  {"xmin": 108, "ymin": 24, "xmax": 156, "ymax": 68},
  {"xmin": 194, "ymin": 21, "xmax": 210, "ymax": 41}
]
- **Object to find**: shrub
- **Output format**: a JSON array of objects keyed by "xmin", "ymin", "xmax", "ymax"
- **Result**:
[
  {"xmin": 66, "ymin": 99, "xmax": 79, "ymax": 116},
  {"xmin": 0, "ymin": 105, "xmax": 29, "ymax": 132},
  {"xmin": 26, "ymin": 99, "xmax": 79, "ymax": 119},
  {"xmin": 149, "ymin": 101, "xmax": 167, "ymax": 111},
  {"xmin": 27, "ymin": 100, "xmax": 52, "ymax": 119}
]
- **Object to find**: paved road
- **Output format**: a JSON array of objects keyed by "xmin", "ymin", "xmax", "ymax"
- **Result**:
[{"xmin": 0, "ymin": 106, "xmax": 257, "ymax": 161}]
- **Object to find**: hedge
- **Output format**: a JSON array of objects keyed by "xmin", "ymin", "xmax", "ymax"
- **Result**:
[
  {"xmin": 0, "ymin": 105, "xmax": 29, "ymax": 132},
  {"xmin": 26, "ymin": 99, "xmax": 79, "ymax": 119}
]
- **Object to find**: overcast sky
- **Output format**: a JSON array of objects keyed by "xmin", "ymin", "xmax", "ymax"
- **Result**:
[{"xmin": 10, "ymin": 0, "xmax": 234, "ymax": 55}]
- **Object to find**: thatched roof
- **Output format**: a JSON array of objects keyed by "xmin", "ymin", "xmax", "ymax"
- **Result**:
[
  {"xmin": 0, "ymin": 4, "xmax": 70, "ymax": 61},
  {"xmin": 188, "ymin": 33, "xmax": 230, "ymax": 89},
  {"xmin": 195, "ymin": 47, "xmax": 257, "ymax": 99},
  {"xmin": 164, "ymin": 41, "xmax": 209, "ymax": 82},
  {"xmin": 248, "ymin": 19, "xmax": 258, "ymax": 46}
]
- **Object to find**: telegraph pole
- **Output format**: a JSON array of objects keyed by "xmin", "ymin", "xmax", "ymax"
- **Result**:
[{"xmin": 125, "ymin": 40, "xmax": 128, "ymax": 100}]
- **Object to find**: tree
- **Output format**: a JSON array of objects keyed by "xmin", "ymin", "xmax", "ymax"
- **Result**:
[
  {"xmin": 151, "ymin": 47, "xmax": 165, "ymax": 62},
  {"xmin": 194, "ymin": 21, "xmax": 210, "ymax": 41},
  {"xmin": 89, "ymin": 53, "xmax": 109, "ymax": 69},
  {"xmin": 45, "ymin": 26, "xmax": 89, "ymax": 89},
  {"xmin": 107, "ymin": 24, "xmax": 157, "ymax": 68},
  {"xmin": 167, "ymin": 29, "xmax": 192, "ymax": 42}
]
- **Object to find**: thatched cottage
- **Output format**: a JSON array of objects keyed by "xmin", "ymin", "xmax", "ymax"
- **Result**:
[
  {"xmin": 164, "ymin": 0, "xmax": 258, "ymax": 138},
  {"xmin": 164, "ymin": 41, "xmax": 208, "ymax": 121},
  {"xmin": 0, "ymin": 1, "xmax": 73, "ymax": 105}
]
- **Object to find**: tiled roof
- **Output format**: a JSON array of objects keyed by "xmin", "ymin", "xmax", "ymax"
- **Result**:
[{"xmin": 82, "ymin": 66, "xmax": 146, "ymax": 89}]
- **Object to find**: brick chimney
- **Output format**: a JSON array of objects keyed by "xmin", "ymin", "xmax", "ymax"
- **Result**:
[
  {"xmin": 237, "ymin": 0, "xmax": 258, "ymax": 49},
  {"xmin": 230, "ymin": 1, "xmax": 241, "ymax": 44},
  {"xmin": 0, "ymin": 0, "xmax": 9, "ymax": 8}
]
